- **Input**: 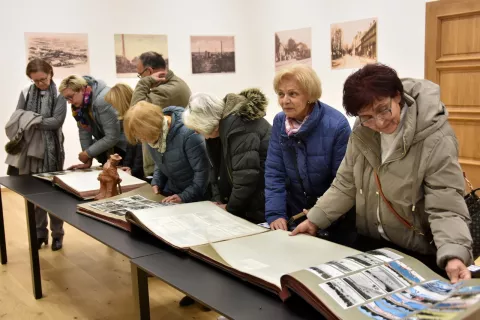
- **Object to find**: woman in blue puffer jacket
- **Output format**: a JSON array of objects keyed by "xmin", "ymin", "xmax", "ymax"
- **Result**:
[{"xmin": 265, "ymin": 64, "xmax": 351, "ymax": 231}]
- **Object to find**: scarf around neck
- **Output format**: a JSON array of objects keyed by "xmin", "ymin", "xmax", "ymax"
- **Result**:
[
  {"xmin": 148, "ymin": 116, "xmax": 170, "ymax": 153},
  {"xmin": 71, "ymin": 85, "xmax": 93, "ymax": 132}
]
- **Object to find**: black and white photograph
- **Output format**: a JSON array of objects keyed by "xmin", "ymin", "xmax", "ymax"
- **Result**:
[
  {"xmin": 364, "ymin": 266, "xmax": 409, "ymax": 293},
  {"xmin": 109, "ymin": 209, "xmax": 128, "ymax": 217},
  {"xmin": 330, "ymin": 17, "xmax": 377, "ymax": 70},
  {"xmin": 191, "ymin": 36, "xmax": 235, "ymax": 74},
  {"xmin": 320, "ymin": 279, "xmax": 365, "ymax": 309},
  {"xmin": 360, "ymin": 301, "xmax": 408, "ymax": 320},
  {"xmin": 327, "ymin": 258, "xmax": 364, "ymax": 274},
  {"xmin": 367, "ymin": 249, "xmax": 403, "ymax": 262},
  {"xmin": 386, "ymin": 293, "xmax": 428, "ymax": 311},
  {"xmin": 343, "ymin": 273, "xmax": 386, "ymax": 300},
  {"xmin": 401, "ymin": 288, "xmax": 440, "ymax": 305},
  {"xmin": 130, "ymin": 195, "xmax": 147, "ymax": 201},
  {"xmin": 307, "ymin": 264, "xmax": 345, "ymax": 280},
  {"xmin": 347, "ymin": 253, "xmax": 383, "ymax": 268},
  {"xmin": 275, "ymin": 27, "xmax": 312, "ymax": 71},
  {"xmin": 25, "ymin": 32, "xmax": 90, "ymax": 79}
]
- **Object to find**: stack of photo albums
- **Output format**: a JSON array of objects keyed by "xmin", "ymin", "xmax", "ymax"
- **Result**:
[{"xmin": 42, "ymin": 175, "xmax": 478, "ymax": 320}]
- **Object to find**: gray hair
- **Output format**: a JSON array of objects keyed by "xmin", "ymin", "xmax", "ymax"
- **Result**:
[{"xmin": 183, "ymin": 93, "xmax": 225, "ymax": 134}]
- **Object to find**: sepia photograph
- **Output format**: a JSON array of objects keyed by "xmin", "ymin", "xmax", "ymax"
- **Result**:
[
  {"xmin": 320, "ymin": 279, "xmax": 365, "ymax": 309},
  {"xmin": 387, "ymin": 261, "xmax": 425, "ymax": 284},
  {"xmin": 330, "ymin": 17, "xmax": 377, "ymax": 70},
  {"xmin": 275, "ymin": 27, "xmax": 312, "ymax": 71},
  {"xmin": 367, "ymin": 249, "xmax": 403, "ymax": 262},
  {"xmin": 343, "ymin": 273, "xmax": 386, "ymax": 300},
  {"xmin": 347, "ymin": 253, "xmax": 383, "ymax": 268},
  {"xmin": 308, "ymin": 264, "xmax": 345, "ymax": 280},
  {"xmin": 114, "ymin": 34, "xmax": 168, "ymax": 78},
  {"xmin": 191, "ymin": 36, "xmax": 235, "ymax": 74},
  {"xmin": 364, "ymin": 266, "xmax": 409, "ymax": 293},
  {"xmin": 25, "ymin": 32, "xmax": 90, "ymax": 79}
]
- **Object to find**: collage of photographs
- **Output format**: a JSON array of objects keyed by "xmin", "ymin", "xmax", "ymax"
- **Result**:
[
  {"xmin": 303, "ymin": 248, "xmax": 480, "ymax": 319},
  {"xmin": 88, "ymin": 195, "xmax": 174, "ymax": 217}
]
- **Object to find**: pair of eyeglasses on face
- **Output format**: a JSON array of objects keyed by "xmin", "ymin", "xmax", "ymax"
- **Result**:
[
  {"xmin": 31, "ymin": 76, "xmax": 50, "ymax": 85},
  {"xmin": 64, "ymin": 93, "xmax": 76, "ymax": 102},
  {"xmin": 359, "ymin": 98, "xmax": 393, "ymax": 127},
  {"xmin": 137, "ymin": 68, "xmax": 149, "ymax": 78}
]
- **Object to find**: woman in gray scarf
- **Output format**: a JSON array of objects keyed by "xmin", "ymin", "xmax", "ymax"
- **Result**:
[{"xmin": 6, "ymin": 58, "xmax": 66, "ymax": 251}]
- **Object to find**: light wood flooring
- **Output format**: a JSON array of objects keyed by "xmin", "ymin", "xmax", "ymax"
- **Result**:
[{"xmin": 0, "ymin": 190, "xmax": 219, "ymax": 320}]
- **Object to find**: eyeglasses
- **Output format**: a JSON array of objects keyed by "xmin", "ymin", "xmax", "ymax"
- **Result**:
[
  {"xmin": 31, "ymin": 76, "xmax": 50, "ymax": 85},
  {"xmin": 64, "ymin": 92, "xmax": 77, "ymax": 102},
  {"xmin": 359, "ymin": 98, "xmax": 393, "ymax": 127},
  {"xmin": 137, "ymin": 68, "xmax": 149, "ymax": 78}
]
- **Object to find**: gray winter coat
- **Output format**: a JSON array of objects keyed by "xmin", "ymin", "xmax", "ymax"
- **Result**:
[
  {"xmin": 79, "ymin": 76, "xmax": 127, "ymax": 158},
  {"xmin": 150, "ymin": 107, "xmax": 209, "ymax": 203}
]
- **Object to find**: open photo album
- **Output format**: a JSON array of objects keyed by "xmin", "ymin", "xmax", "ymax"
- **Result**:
[{"xmin": 76, "ymin": 190, "xmax": 480, "ymax": 320}]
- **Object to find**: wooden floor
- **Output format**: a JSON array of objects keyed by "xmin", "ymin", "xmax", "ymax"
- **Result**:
[{"xmin": 0, "ymin": 190, "xmax": 219, "ymax": 320}]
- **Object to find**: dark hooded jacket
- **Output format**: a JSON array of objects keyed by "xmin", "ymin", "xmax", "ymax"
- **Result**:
[{"xmin": 207, "ymin": 88, "xmax": 272, "ymax": 224}]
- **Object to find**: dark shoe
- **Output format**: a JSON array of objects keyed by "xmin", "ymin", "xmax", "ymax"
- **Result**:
[
  {"xmin": 51, "ymin": 238, "xmax": 63, "ymax": 251},
  {"xmin": 37, "ymin": 237, "xmax": 48, "ymax": 250},
  {"xmin": 179, "ymin": 295, "xmax": 195, "ymax": 307}
]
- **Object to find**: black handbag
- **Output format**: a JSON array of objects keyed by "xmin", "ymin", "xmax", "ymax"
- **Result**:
[{"xmin": 464, "ymin": 173, "xmax": 480, "ymax": 259}]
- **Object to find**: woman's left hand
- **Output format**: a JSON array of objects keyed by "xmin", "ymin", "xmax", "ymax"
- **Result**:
[
  {"xmin": 162, "ymin": 194, "xmax": 182, "ymax": 204},
  {"xmin": 445, "ymin": 258, "xmax": 471, "ymax": 283},
  {"xmin": 78, "ymin": 151, "xmax": 90, "ymax": 163}
]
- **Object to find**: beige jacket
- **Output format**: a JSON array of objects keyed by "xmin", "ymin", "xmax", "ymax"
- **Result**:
[{"xmin": 308, "ymin": 78, "xmax": 473, "ymax": 268}]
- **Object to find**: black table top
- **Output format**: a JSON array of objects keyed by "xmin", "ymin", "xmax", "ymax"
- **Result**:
[
  {"xmin": 132, "ymin": 251, "xmax": 322, "ymax": 320},
  {"xmin": 0, "ymin": 175, "xmax": 164, "ymax": 259},
  {"xmin": 0, "ymin": 175, "xmax": 60, "ymax": 195}
]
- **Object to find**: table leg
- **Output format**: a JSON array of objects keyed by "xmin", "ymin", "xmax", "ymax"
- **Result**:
[
  {"xmin": 131, "ymin": 261, "xmax": 150, "ymax": 320},
  {"xmin": 0, "ymin": 189, "xmax": 7, "ymax": 265},
  {"xmin": 25, "ymin": 200, "xmax": 42, "ymax": 299}
]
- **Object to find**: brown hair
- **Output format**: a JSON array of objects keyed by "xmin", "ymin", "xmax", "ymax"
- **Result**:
[
  {"xmin": 26, "ymin": 58, "xmax": 54, "ymax": 78},
  {"xmin": 123, "ymin": 101, "xmax": 164, "ymax": 144},
  {"xmin": 105, "ymin": 84, "xmax": 134, "ymax": 120},
  {"xmin": 342, "ymin": 63, "xmax": 404, "ymax": 116}
]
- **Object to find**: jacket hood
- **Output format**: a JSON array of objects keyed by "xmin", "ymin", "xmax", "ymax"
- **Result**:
[
  {"xmin": 163, "ymin": 106, "xmax": 185, "ymax": 140},
  {"xmin": 222, "ymin": 88, "xmax": 268, "ymax": 121},
  {"xmin": 83, "ymin": 76, "xmax": 107, "ymax": 102},
  {"xmin": 401, "ymin": 78, "xmax": 448, "ymax": 144}
]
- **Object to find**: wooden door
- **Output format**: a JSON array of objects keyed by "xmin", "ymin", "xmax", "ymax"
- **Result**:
[{"xmin": 425, "ymin": 0, "xmax": 480, "ymax": 189}]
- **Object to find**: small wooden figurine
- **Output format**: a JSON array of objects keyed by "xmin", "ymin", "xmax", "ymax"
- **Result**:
[{"xmin": 94, "ymin": 154, "xmax": 123, "ymax": 200}]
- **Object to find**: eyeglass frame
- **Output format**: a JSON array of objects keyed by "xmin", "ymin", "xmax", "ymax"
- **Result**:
[
  {"xmin": 359, "ymin": 98, "xmax": 393, "ymax": 127},
  {"xmin": 30, "ymin": 74, "xmax": 51, "ymax": 85},
  {"xmin": 137, "ymin": 67, "xmax": 150, "ymax": 78}
]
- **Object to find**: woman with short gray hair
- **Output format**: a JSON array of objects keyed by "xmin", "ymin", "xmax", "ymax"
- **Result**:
[{"xmin": 183, "ymin": 89, "xmax": 272, "ymax": 223}]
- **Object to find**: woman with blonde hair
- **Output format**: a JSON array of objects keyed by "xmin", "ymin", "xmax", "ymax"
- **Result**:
[
  {"xmin": 123, "ymin": 101, "xmax": 209, "ymax": 203},
  {"xmin": 59, "ymin": 75, "xmax": 126, "ymax": 168},
  {"xmin": 265, "ymin": 64, "xmax": 351, "ymax": 232},
  {"xmin": 105, "ymin": 84, "xmax": 144, "ymax": 179}
]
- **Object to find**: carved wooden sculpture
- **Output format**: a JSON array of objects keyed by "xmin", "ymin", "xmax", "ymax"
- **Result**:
[{"xmin": 94, "ymin": 154, "xmax": 123, "ymax": 200}]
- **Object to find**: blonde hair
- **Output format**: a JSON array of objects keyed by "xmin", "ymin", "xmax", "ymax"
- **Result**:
[
  {"xmin": 105, "ymin": 84, "xmax": 133, "ymax": 119},
  {"xmin": 123, "ymin": 101, "xmax": 164, "ymax": 144},
  {"xmin": 273, "ymin": 64, "xmax": 322, "ymax": 101},
  {"xmin": 183, "ymin": 93, "xmax": 225, "ymax": 135},
  {"xmin": 59, "ymin": 75, "xmax": 88, "ymax": 93}
]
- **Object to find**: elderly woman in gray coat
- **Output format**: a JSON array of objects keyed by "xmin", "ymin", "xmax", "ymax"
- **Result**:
[
  {"xmin": 59, "ymin": 75, "xmax": 127, "ymax": 169},
  {"xmin": 6, "ymin": 58, "xmax": 66, "ymax": 251}
]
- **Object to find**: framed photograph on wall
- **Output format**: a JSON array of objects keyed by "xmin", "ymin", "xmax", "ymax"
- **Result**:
[
  {"xmin": 24, "ymin": 32, "xmax": 90, "ymax": 79},
  {"xmin": 275, "ymin": 27, "xmax": 312, "ymax": 71},
  {"xmin": 190, "ymin": 36, "xmax": 235, "ymax": 74},
  {"xmin": 114, "ymin": 34, "xmax": 168, "ymax": 78},
  {"xmin": 330, "ymin": 18, "xmax": 377, "ymax": 70}
]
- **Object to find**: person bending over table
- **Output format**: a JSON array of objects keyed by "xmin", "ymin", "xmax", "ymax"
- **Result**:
[
  {"xmin": 59, "ymin": 75, "xmax": 126, "ymax": 169},
  {"xmin": 5, "ymin": 58, "xmax": 66, "ymax": 251},
  {"xmin": 183, "ymin": 89, "xmax": 272, "ymax": 224},
  {"xmin": 292, "ymin": 63, "xmax": 473, "ymax": 283},
  {"xmin": 264, "ymin": 64, "xmax": 351, "ymax": 231},
  {"xmin": 104, "ymin": 83, "xmax": 144, "ymax": 180}
]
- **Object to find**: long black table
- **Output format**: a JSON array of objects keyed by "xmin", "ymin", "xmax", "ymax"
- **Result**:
[
  {"xmin": 0, "ymin": 176, "xmax": 165, "ymax": 299},
  {"xmin": 130, "ymin": 250, "xmax": 320, "ymax": 320},
  {"xmin": 0, "ymin": 176, "xmax": 321, "ymax": 319}
]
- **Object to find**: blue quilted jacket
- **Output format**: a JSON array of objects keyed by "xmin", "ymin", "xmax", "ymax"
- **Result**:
[
  {"xmin": 264, "ymin": 101, "xmax": 351, "ymax": 224},
  {"xmin": 149, "ymin": 106, "xmax": 209, "ymax": 203}
]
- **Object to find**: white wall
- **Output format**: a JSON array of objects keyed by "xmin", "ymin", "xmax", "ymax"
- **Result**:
[{"xmin": 0, "ymin": 0, "xmax": 425, "ymax": 175}]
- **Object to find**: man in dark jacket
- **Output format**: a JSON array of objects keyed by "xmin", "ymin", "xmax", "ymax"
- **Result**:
[{"xmin": 183, "ymin": 89, "xmax": 272, "ymax": 224}]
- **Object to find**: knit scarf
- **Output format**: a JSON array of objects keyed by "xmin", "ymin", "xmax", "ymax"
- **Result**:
[
  {"xmin": 71, "ymin": 85, "xmax": 93, "ymax": 132},
  {"xmin": 148, "ymin": 116, "xmax": 170, "ymax": 153},
  {"xmin": 25, "ymin": 82, "xmax": 65, "ymax": 172}
]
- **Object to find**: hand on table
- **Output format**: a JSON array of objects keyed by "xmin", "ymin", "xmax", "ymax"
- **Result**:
[
  {"xmin": 446, "ymin": 258, "xmax": 471, "ymax": 283},
  {"xmin": 162, "ymin": 194, "xmax": 182, "ymax": 204}
]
